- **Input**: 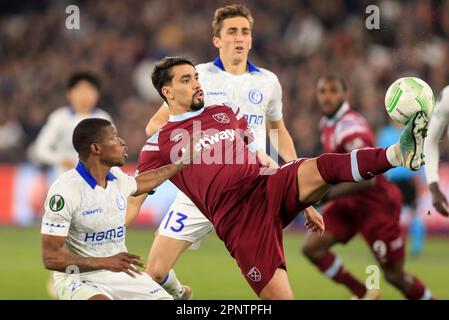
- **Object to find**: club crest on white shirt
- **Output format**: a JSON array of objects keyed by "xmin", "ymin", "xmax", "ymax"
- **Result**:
[
  {"xmin": 116, "ymin": 195, "xmax": 126, "ymax": 211},
  {"xmin": 248, "ymin": 89, "xmax": 263, "ymax": 104}
]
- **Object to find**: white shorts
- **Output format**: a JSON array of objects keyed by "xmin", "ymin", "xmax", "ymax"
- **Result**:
[
  {"xmin": 53, "ymin": 269, "xmax": 173, "ymax": 300},
  {"xmin": 157, "ymin": 192, "xmax": 214, "ymax": 250}
]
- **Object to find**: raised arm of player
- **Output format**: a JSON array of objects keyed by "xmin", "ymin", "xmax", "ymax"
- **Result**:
[
  {"xmin": 127, "ymin": 162, "xmax": 184, "ymax": 225},
  {"xmin": 145, "ymin": 103, "xmax": 170, "ymax": 137},
  {"xmin": 134, "ymin": 129, "xmax": 202, "ymax": 196},
  {"xmin": 267, "ymin": 119, "xmax": 297, "ymax": 162},
  {"xmin": 265, "ymin": 76, "xmax": 297, "ymax": 162},
  {"xmin": 41, "ymin": 235, "xmax": 144, "ymax": 277},
  {"xmin": 134, "ymin": 161, "xmax": 188, "ymax": 196},
  {"xmin": 127, "ymin": 130, "xmax": 203, "ymax": 224},
  {"xmin": 424, "ymin": 86, "xmax": 449, "ymax": 216}
]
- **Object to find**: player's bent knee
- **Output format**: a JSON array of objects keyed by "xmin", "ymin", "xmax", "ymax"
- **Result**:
[
  {"xmin": 146, "ymin": 270, "xmax": 167, "ymax": 284},
  {"xmin": 301, "ymin": 241, "xmax": 316, "ymax": 260},
  {"xmin": 145, "ymin": 264, "xmax": 168, "ymax": 284},
  {"xmin": 301, "ymin": 240, "xmax": 327, "ymax": 261}
]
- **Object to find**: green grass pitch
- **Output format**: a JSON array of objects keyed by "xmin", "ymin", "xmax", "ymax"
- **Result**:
[{"xmin": 1, "ymin": 226, "xmax": 448, "ymax": 300}]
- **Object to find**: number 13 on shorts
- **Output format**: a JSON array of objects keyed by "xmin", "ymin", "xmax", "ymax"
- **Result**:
[{"xmin": 163, "ymin": 210, "xmax": 188, "ymax": 233}]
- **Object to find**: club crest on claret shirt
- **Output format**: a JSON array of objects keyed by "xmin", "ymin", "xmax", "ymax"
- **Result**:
[{"xmin": 212, "ymin": 113, "xmax": 230, "ymax": 124}]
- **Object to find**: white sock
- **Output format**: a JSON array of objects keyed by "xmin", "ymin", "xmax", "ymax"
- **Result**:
[
  {"xmin": 386, "ymin": 144, "xmax": 401, "ymax": 167},
  {"xmin": 160, "ymin": 269, "xmax": 183, "ymax": 298}
]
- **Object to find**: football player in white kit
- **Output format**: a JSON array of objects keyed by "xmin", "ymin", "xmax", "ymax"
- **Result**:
[
  {"xmin": 126, "ymin": 4, "xmax": 304, "ymax": 299},
  {"xmin": 29, "ymin": 72, "xmax": 111, "ymax": 178},
  {"xmin": 424, "ymin": 85, "xmax": 449, "ymax": 217},
  {"xmin": 41, "ymin": 118, "xmax": 195, "ymax": 300},
  {"xmin": 29, "ymin": 72, "xmax": 111, "ymax": 298}
]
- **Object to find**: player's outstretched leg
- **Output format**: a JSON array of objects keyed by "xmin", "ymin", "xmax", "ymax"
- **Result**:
[
  {"xmin": 301, "ymin": 232, "xmax": 379, "ymax": 299},
  {"xmin": 296, "ymin": 112, "xmax": 428, "ymax": 204},
  {"xmin": 146, "ymin": 234, "xmax": 193, "ymax": 300},
  {"xmin": 381, "ymin": 261, "xmax": 433, "ymax": 300},
  {"xmin": 259, "ymin": 268, "xmax": 294, "ymax": 300}
]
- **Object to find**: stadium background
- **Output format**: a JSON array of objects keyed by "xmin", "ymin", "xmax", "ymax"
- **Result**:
[{"xmin": 0, "ymin": 0, "xmax": 448, "ymax": 299}]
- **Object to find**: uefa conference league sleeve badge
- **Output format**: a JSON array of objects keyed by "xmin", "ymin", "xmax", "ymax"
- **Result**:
[{"xmin": 49, "ymin": 195, "xmax": 65, "ymax": 212}]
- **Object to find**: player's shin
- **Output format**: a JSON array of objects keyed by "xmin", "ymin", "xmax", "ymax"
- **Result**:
[
  {"xmin": 316, "ymin": 148, "xmax": 393, "ymax": 185},
  {"xmin": 404, "ymin": 275, "xmax": 433, "ymax": 300},
  {"xmin": 308, "ymin": 251, "xmax": 367, "ymax": 298}
]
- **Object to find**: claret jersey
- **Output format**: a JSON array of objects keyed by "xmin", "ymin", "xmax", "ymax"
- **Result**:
[{"xmin": 137, "ymin": 104, "xmax": 263, "ymax": 237}]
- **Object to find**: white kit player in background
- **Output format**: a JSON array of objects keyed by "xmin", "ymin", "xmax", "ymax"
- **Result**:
[
  {"xmin": 126, "ymin": 4, "xmax": 303, "ymax": 300},
  {"xmin": 424, "ymin": 85, "xmax": 449, "ymax": 217},
  {"xmin": 28, "ymin": 72, "xmax": 111, "ymax": 178},
  {"xmin": 41, "ymin": 118, "xmax": 196, "ymax": 300}
]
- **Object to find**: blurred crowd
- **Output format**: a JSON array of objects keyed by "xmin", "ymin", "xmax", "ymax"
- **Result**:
[{"xmin": 1, "ymin": 0, "xmax": 449, "ymax": 163}]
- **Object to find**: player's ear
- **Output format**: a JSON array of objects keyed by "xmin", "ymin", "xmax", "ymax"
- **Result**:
[
  {"xmin": 212, "ymin": 36, "xmax": 221, "ymax": 49},
  {"xmin": 162, "ymin": 86, "xmax": 174, "ymax": 101},
  {"xmin": 90, "ymin": 143, "xmax": 102, "ymax": 156}
]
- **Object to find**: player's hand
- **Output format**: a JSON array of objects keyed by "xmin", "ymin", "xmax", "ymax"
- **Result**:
[
  {"xmin": 429, "ymin": 183, "xmax": 449, "ymax": 217},
  {"xmin": 102, "ymin": 252, "xmax": 145, "ymax": 278},
  {"xmin": 303, "ymin": 206, "xmax": 325, "ymax": 236}
]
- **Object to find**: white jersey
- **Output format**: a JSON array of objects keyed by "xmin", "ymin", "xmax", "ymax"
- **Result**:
[
  {"xmin": 30, "ymin": 106, "xmax": 111, "ymax": 177},
  {"xmin": 424, "ymin": 85, "xmax": 449, "ymax": 184},
  {"xmin": 41, "ymin": 163, "xmax": 137, "ymax": 259}
]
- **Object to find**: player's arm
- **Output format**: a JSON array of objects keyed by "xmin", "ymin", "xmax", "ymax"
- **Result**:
[
  {"xmin": 324, "ymin": 136, "xmax": 376, "ymax": 201},
  {"xmin": 41, "ymin": 235, "xmax": 144, "ymax": 277},
  {"xmin": 424, "ymin": 87, "xmax": 449, "ymax": 216},
  {"xmin": 134, "ymin": 131, "xmax": 201, "ymax": 196},
  {"xmin": 256, "ymin": 148, "xmax": 280, "ymax": 170},
  {"xmin": 267, "ymin": 118, "xmax": 297, "ymax": 162},
  {"xmin": 145, "ymin": 104, "xmax": 170, "ymax": 137},
  {"xmin": 125, "ymin": 158, "xmax": 176, "ymax": 226},
  {"xmin": 126, "ymin": 193, "xmax": 148, "ymax": 226},
  {"xmin": 134, "ymin": 162, "xmax": 186, "ymax": 196},
  {"xmin": 265, "ymin": 76, "xmax": 297, "ymax": 162}
]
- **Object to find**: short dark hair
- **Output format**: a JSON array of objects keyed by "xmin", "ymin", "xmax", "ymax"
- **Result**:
[
  {"xmin": 317, "ymin": 75, "xmax": 348, "ymax": 92},
  {"xmin": 73, "ymin": 118, "xmax": 112, "ymax": 159},
  {"xmin": 67, "ymin": 72, "xmax": 101, "ymax": 91},
  {"xmin": 151, "ymin": 56, "xmax": 195, "ymax": 103},
  {"xmin": 212, "ymin": 4, "xmax": 254, "ymax": 37}
]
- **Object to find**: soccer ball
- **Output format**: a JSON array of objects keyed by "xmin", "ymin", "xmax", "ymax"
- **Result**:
[{"xmin": 385, "ymin": 77, "xmax": 435, "ymax": 125}]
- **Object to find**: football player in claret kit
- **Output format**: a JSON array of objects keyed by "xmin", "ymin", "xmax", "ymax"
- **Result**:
[
  {"xmin": 301, "ymin": 75, "xmax": 434, "ymax": 300},
  {"xmin": 134, "ymin": 57, "xmax": 428, "ymax": 299},
  {"xmin": 127, "ymin": 4, "xmax": 300, "ymax": 300},
  {"xmin": 40, "ymin": 118, "xmax": 198, "ymax": 300}
]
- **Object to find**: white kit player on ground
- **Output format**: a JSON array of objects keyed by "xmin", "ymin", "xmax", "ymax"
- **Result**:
[
  {"xmin": 424, "ymin": 84, "xmax": 449, "ymax": 217},
  {"xmin": 125, "ymin": 4, "xmax": 302, "ymax": 299},
  {"xmin": 40, "ymin": 118, "xmax": 197, "ymax": 300}
]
